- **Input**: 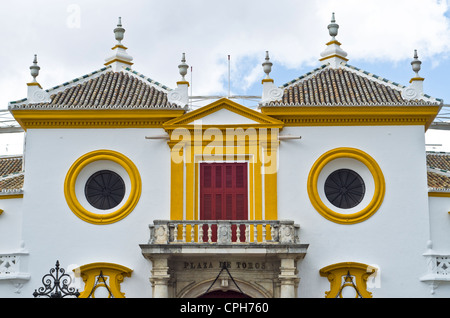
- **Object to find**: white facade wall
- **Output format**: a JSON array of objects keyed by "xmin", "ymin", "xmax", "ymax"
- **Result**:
[
  {"xmin": 278, "ymin": 125, "xmax": 431, "ymax": 297},
  {"xmin": 16, "ymin": 128, "xmax": 172, "ymax": 298},
  {"xmin": 0, "ymin": 122, "xmax": 443, "ymax": 298}
]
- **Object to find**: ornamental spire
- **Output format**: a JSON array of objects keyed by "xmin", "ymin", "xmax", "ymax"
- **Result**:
[
  {"xmin": 29, "ymin": 54, "xmax": 40, "ymax": 85},
  {"xmin": 104, "ymin": 17, "xmax": 134, "ymax": 71},
  {"xmin": 401, "ymin": 49, "xmax": 424, "ymax": 100},
  {"xmin": 260, "ymin": 51, "xmax": 283, "ymax": 105},
  {"xmin": 319, "ymin": 13, "xmax": 348, "ymax": 68},
  {"xmin": 26, "ymin": 54, "xmax": 50, "ymax": 103}
]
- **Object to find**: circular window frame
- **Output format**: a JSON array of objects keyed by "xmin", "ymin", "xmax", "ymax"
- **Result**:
[
  {"xmin": 64, "ymin": 150, "xmax": 141, "ymax": 225},
  {"xmin": 324, "ymin": 168, "xmax": 366, "ymax": 209},
  {"xmin": 307, "ymin": 148, "xmax": 385, "ymax": 224}
]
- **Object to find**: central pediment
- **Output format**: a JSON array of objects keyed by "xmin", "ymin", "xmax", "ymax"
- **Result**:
[{"xmin": 163, "ymin": 98, "xmax": 284, "ymax": 131}]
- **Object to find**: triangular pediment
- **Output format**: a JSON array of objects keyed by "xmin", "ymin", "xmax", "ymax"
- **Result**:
[{"xmin": 163, "ymin": 98, "xmax": 283, "ymax": 130}]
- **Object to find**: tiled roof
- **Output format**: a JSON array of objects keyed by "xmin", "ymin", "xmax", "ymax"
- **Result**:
[
  {"xmin": 427, "ymin": 152, "xmax": 450, "ymax": 190},
  {"xmin": 428, "ymin": 171, "xmax": 450, "ymax": 190},
  {"xmin": 427, "ymin": 152, "xmax": 450, "ymax": 171},
  {"xmin": 10, "ymin": 68, "xmax": 181, "ymax": 110},
  {"xmin": 265, "ymin": 63, "xmax": 441, "ymax": 106},
  {"xmin": 0, "ymin": 174, "xmax": 24, "ymax": 192},
  {"xmin": 0, "ymin": 156, "xmax": 24, "ymax": 193},
  {"xmin": 0, "ymin": 156, "xmax": 23, "ymax": 177}
]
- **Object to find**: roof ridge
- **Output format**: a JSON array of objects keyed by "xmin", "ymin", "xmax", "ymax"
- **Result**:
[
  {"xmin": 342, "ymin": 63, "xmax": 442, "ymax": 104},
  {"xmin": 8, "ymin": 66, "xmax": 113, "ymax": 106},
  {"xmin": 280, "ymin": 64, "xmax": 328, "ymax": 89},
  {"xmin": 123, "ymin": 67, "xmax": 172, "ymax": 91}
]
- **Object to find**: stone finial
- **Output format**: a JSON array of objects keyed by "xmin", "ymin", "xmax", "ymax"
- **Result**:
[
  {"xmin": 319, "ymin": 12, "xmax": 348, "ymax": 68},
  {"xmin": 178, "ymin": 53, "xmax": 189, "ymax": 81},
  {"xmin": 27, "ymin": 54, "xmax": 51, "ymax": 103},
  {"xmin": 29, "ymin": 54, "xmax": 40, "ymax": 84},
  {"xmin": 411, "ymin": 49, "xmax": 422, "ymax": 78},
  {"xmin": 168, "ymin": 53, "xmax": 190, "ymax": 108},
  {"xmin": 328, "ymin": 12, "xmax": 339, "ymax": 40},
  {"xmin": 261, "ymin": 51, "xmax": 283, "ymax": 105},
  {"xmin": 104, "ymin": 17, "xmax": 133, "ymax": 71},
  {"xmin": 262, "ymin": 51, "xmax": 273, "ymax": 80},
  {"xmin": 401, "ymin": 50, "xmax": 424, "ymax": 100},
  {"xmin": 114, "ymin": 17, "xmax": 125, "ymax": 45}
]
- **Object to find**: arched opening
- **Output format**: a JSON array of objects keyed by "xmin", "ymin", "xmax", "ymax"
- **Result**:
[{"xmin": 198, "ymin": 290, "xmax": 252, "ymax": 298}]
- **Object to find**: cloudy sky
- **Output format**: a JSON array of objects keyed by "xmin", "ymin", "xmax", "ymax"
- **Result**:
[{"xmin": 0, "ymin": 0, "xmax": 450, "ymax": 153}]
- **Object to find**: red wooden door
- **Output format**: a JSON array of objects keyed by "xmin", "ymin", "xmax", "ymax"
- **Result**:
[{"xmin": 200, "ymin": 162, "xmax": 247, "ymax": 242}]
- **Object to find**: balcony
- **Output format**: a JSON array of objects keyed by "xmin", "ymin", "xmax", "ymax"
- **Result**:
[
  {"xmin": 140, "ymin": 219, "xmax": 308, "ymax": 259},
  {"xmin": 140, "ymin": 220, "xmax": 308, "ymax": 298}
]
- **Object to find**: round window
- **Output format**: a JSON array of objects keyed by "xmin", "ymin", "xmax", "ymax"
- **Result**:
[
  {"xmin": 85, "ymin": 170, "xmax": 126, "ymax": 210},
  {"xmin": 324, "ymin": 169, "xmax": 365, "ymax": 209}
]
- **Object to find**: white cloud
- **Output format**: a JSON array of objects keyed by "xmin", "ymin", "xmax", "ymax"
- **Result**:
[{"xmin": 1, "ymin": 0, "xmax": 449, "ymax": 109}]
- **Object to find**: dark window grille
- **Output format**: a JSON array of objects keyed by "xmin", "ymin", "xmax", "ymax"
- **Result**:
[
  {"xmin": 85, "ymin": 170, "xmax": 125, "ymax": 210},
  {"xmin": 324, "ymin": 169, "xmax": 365, "ymax": 209}
]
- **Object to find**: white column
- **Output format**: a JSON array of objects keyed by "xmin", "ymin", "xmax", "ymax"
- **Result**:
[
  {"xmin": 150, "ymin": 257, "xmax": 171, "ymax": 298},
  {"xmin": 278, "ymin": 258, "xmax": 298, "ymax": 298}
]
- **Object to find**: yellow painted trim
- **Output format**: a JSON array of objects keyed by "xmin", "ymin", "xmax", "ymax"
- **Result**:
[
  {"xmin": 27, "ymin": 82, "xmax": 42, "ymax": 88},
  {"xmin": 260, "ymin": 105, "xmax": 440, "ymax": 131},
  {"xmin": 177, "ymin": 81, "xmax": 190, "ymax": 87},
  {"xmin": 170, "ymin": 144, "xmax": 184, "ymax": 221},
  {"xmin": 74, "ymin": 262, "xmax": 132, "ymax": 298},
  {"xmin": 111, "ymin": 44, "xmax": 128, "ymax": 50},
  {"xmin": 325, "ymin": 40, "xmax": 342, "ymax": 46},
  {"xmin": 64, "ymin": 150, "xmax": 141, "ymax": 225},
  {"xmin": 104, "ymin": 58, "xmax": 133, "ymax": 66},
  {"xmin": 319, "ymin": 262, "xmax": 377, "ymax": 298},
  {"xmin": 429, "ymin": 192, "xmax": 450, "ymax": 198},
  {"xmin": 11, "ymin": 109, "xmax": 185, "ymax": 131},
  {"xmin": 0, "ymin": 209, "xmax": 3, "ymax": 215},
  {"xmin": 319, "ymin": 54, "xmax": 349, "ymax": 62},
  {"xmin": 262, "ymin": 79, "xmax": 274, "ymax": 84},
  {"xmin": 409, "ymin": 77, "xmax": 425, "ymax": 83},
  {"xmin": 0, "ymin": 194, "xmax": 23, "ymax": 200},
  {"xmin": 164, "ymin": 98, "xmax": 284, "ymax": 130},
  {"xmin": 307, "ymin": 147, "xmax": 385, "ymax": 224}
]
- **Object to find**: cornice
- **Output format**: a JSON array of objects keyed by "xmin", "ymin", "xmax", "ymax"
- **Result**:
[{"xmin": 260, "ymin": 105, "xmax": 440, "ymax": 130}]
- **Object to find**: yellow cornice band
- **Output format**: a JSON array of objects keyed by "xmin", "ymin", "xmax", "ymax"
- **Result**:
[
  {"xmin": 0, "ymin": 194, "xmax": 24, "ymax": 200},
  {"xmin": 307, "ymin": 147, "xmax": 385, "ymax": 224},
  {"xmin": 64, "ymin": 149, "xmax": 141, "ymax": 225},
  {"xmin": 11, "ymin": 109, "xmax": 186, "ymax": 131},
  {"xmin": 260, "ymin": 105, "xmax": 440, "ymax": 131},
  {"xmin": 428, "ymin": 191, "xmax": 450, "ymax": 197}
]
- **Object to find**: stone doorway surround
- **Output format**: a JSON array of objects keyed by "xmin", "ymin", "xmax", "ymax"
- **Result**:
[{"xmin": 140, "ymin": 220, "xmax": 308, "ymax": 298}]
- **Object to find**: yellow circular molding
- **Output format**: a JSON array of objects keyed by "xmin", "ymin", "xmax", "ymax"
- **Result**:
[
  {"xmin": 64, "ymin": 150, "xmax": 141, "ymax": 225},
  {"xmin": 307, "ymin": 147, "xmax": 385, "ymax": 224}
]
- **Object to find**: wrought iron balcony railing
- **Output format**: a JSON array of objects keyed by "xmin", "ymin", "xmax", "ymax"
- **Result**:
[{"xmin": 147, "ymin": 220, "xmax": 300, "ymax": 245}]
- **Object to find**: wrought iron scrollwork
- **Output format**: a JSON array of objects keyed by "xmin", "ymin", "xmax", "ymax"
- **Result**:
[
  {"xmin": 203, "ymin": 262, "xmax": 243, "ymax": 295},
  {"xmin": 336, "ymin": 271, "xmax": 363, "ymax": 298},
  {"xmin": 33, "ymin": 260, "xmax": 80, "ymax": 298},
  {"xmin": 87, "ymin": 271, "xmax": 114, "ymax": 298}
]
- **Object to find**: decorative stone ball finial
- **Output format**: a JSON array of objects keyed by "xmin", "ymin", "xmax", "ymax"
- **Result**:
[
  {"xmin": 114, "ymin": 17, "xmax": 125, "ymax": 44},
  {"xmin": 262, "ymin": 51, "xmax": 273, "ymax": 79},
  {"xmin": 30, "ymin": 54, "xmax": 40, "ymax": 83},
  {"xmin": 411, "ymin": 49, "xmax": 422, "ymax": 77},
  {"xmin": 328, "ymin": 12, "xmax": 339, "ymax": 40},
  {"xmin": 178, "ymin": 53, "xmax": 188, "ymax": 81}
]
